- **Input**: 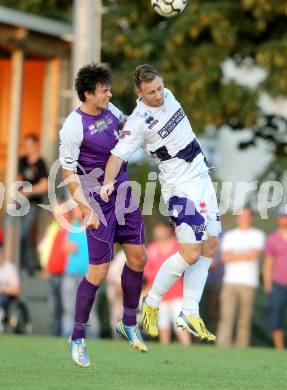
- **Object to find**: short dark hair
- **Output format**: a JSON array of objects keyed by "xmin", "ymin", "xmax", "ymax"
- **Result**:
[
  {"xmin": 25, "ymin": 134, "xmax": 39, "ymax": 143},
  {"xmin": 75, "ymin": 63, "xmax": 112, "ymax": 102},
  {"xmin": 134, "ymin": 64, "xmax": 161, "ymax": 89}
]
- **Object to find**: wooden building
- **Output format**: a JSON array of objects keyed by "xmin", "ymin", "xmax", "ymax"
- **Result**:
[{"xmin": 0, "ymin": 6, "xmax": 73, "ymax": 186}]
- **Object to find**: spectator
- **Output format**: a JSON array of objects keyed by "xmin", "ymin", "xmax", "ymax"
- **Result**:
[
  {"xmin": 0, "ymin": 242, "xmax": 21, "ymax": 332},
  {"xmin": 61, "ymin": 207, "xmax": 100, "ymax": 338},
  {"xmin": 264, "ymin": 205, "xmax": 287, "ymax": 349},
  {"xmin": 144, "ymin": 222, "xmax": 191, "ymax": 346},
  {"xmin": 38, "ymin": 204, "xmax": 68, "ymax": 336},
  {"xmin": 18, "ymin": 134, "xmax": 48, "ymax": 276},
  {"xmin": 216, "ymin": 208, "xmax": 265, "ymax": 347}
]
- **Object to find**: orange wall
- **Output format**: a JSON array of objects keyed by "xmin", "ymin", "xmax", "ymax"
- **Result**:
[
  {"xmin": 0, "ymin": 59, "xmax": 11, "ymax": 167},
  {"xmin": 0, "ymin": 59, "xmax": 46, "ymax": 177},
  {"xmin": 20, "ymin": 60, "xmax": 46, "ymax": 152}
]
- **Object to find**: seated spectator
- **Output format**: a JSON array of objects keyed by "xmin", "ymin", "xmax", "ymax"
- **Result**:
[
  {"xmin": 216, "ymin": 208, "xmax": 265, "ymax": 348},
  {"xmin": 0, "ymin": 242, "xmax": 21, "ymax": 332},
  {"xmin": 144, "ymin": 222, "xmax": 191, "ymax": 346},
  {"xmin": 264, "ymin": 205, "xmax": 287, "ymax": 349}
]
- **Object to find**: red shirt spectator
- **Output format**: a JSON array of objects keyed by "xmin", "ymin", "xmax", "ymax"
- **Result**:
[
  {"xmin": 47, "ymin": 227, "xmax": 68, "ymax": 275},
  {"xmin": 145, "ymin": 236, "xmax": 182, "ymax": 302}
]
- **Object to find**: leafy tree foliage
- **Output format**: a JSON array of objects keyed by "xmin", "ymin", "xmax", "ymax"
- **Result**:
[{"xmin": 1, "ymin": 0, "xmax": 286, "ymax": 177}]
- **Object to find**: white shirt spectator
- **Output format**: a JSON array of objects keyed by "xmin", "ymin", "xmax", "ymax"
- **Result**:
[
  {"xmin": 221, "ymin": 228, "xmax": 265, "ymax": 287},
  {"xmin": 0, "ymin": 261, "xmax": 20, "ymax": 290}
]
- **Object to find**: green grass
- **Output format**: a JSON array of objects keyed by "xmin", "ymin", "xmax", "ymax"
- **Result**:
[{"xmin": 0, "ymin": 336, "xmax": 286, "ymax": 390}]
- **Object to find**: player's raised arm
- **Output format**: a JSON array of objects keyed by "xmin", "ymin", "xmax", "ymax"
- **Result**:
[
  {"xmin": 100, "ymin": 155, "xmax": 124, "ymax": 202},
  {"xmin": 101, "ymin": 117, "xmax": 144, "ymax": 202}
]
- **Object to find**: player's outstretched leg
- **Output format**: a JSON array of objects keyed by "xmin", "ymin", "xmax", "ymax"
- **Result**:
[
  {"xmin": 69, "ymin": 277, "xmax": 98, "ymax": 367},
  {"xmin": 120, "ymin": 263, "xmax": 147, "ymax": 352},
  {"xmin": 141, "ymin": 252, "xmax": 190, "ymax": 337},
  {"xmin": 177, "ymin": 256, "xmax": 216, "ymax": 342}
]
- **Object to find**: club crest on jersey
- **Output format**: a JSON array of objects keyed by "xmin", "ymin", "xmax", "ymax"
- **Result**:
[{"xmin": 136, "ymin": 110, "xmax": 151, "ymax": 119}]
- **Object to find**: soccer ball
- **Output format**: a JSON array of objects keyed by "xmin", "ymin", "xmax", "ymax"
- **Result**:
[{"xmin": 151, "ymin": 0, "xmax": 187, "ymax": 18}]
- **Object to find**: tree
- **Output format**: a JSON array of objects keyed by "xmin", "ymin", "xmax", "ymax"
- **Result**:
[
  {"xmin": 102, "ymin": 0, "xmax": 287, "ymax": 178},
  {"xmin": 0, "ymin": 0, "xmax": 72, "ymax": 21},
  {"xmin": 1, "ymin": 0, "xmax": 286, "ymax": 177}
]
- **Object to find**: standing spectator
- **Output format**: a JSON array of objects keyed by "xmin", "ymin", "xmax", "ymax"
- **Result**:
[
  {"xmin": 62, "ymin": 207, "xmax": 100, "ymax": 338},
  {"xmin": 216, "ymin": 208, "xmax": 265, "ymax": 347},
  {"xmin": 38, "ymin": 204, "xmax": 68, "ymax": 336},
  {"xmin": 0, "ymin": 242, "xmax": 21, "ymax": 332},
  {"xmin": 18, "ymin": 134, "xmax": 48, "ymax": 276},
  {"xmin": 144, "ymin": 222, "xmax": 191, "ymax": 346},
  {"xmin": 264, "ymin": 205, "xmax": 287, "ymax": 349}
]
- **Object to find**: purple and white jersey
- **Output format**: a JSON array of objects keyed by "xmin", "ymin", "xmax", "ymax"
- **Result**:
[
  {"xmin": 59, "ymin": 102, "xmax": 128, "ymax": 188},
  {"xmin": 111, "ymin": 89, "xmax": 209, "ymax": 190}
]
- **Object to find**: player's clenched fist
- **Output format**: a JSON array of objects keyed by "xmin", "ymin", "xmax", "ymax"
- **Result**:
[
  {"xmin": 79, "ymin": 204, "xmax": 100, "ymax": 229},
  {"xmin": 100, "ymin": 182, "xmax": 114, "ymax": 203}
]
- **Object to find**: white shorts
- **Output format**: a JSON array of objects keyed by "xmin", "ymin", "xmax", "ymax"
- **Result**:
[
  {"xmin": 162, "ymin": 174, "xmax": 221, "ymax": 243},
  {"xmin": 158, "ymin": 298, "xmax": 183, "ymax": 331}
]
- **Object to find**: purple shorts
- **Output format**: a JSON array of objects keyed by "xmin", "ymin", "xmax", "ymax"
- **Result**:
[{"xmin": 86, "ymin": 186, "xmax": 144, "ymax": 264}]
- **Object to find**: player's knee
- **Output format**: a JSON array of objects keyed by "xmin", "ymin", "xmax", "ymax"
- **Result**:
[
  {"xmin": 179, "ymin": 246, "xmax": 201, "ymax": 265},
  {"xmin": 86, "ymin": 263, "xmax": 110, "ymax": 286},
  {"xmin": 126, "ymin": 248, "xmax": 147, "ymax": 272}
]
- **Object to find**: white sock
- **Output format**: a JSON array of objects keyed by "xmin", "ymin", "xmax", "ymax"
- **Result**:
[
  {"xmin": 146, "ymin": 252, "xmax": 189, "ymax": 308},
  {"xmin": 183, "ymin": 256, "xmax": 212, "ymax": 317}
]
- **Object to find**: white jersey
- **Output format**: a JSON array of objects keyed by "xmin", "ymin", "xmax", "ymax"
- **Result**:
[{"xmin": 111, "ymin": 89, "xmax": 209, "ymax": 190}]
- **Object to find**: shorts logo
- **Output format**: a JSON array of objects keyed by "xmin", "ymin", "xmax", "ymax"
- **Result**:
[
  {"xmin": 192, "ymin": 223, "xmax": 207, "ymax": 233},
  {"xmin": 158, "ymin": 107, "xmax": 185, "ymax": 139},
  {"xmin": 216, "ymin": 213, "xmax": 221, "ymax": 221},
  {"xmin": 199, "ymin": 201, "xmax": 207, "ymax": 214}
]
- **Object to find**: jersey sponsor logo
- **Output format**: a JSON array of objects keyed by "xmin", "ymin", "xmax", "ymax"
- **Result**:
[
  {"xmin": 158, "ymin": 107, "xmax": 185, "ymax": 139},
  {"xmin": 88, "ymin": 114, "xmax": 114, "ymax": 134}
]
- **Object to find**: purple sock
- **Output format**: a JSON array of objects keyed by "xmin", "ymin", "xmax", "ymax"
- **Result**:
[
  {"xmin": 121, "ymin": 263, "xmax": 143, "ymax": 326},
  {"xmin": 71, "ymin": 277, "xmax": 98, "ymax": 340}
]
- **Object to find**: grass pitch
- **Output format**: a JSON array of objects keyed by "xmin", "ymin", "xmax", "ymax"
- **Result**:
[{"xmin": 0, "ymin": 335, "xmax": 286, "ymax": 390}]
